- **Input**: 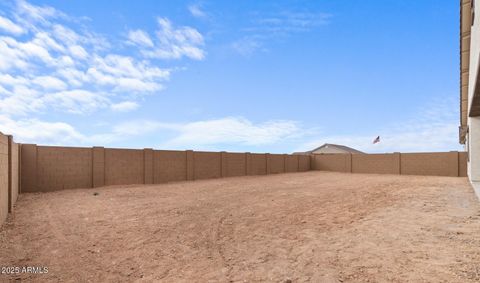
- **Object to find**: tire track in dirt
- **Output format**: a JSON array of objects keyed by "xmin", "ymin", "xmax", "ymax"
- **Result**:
[
  {"xmin": 44, "ymin": 203, "xmax": 68, "ymax": 243},
  {"xmin": 211, "ymin": 214, "xmax": 232, "ymax": 281}
]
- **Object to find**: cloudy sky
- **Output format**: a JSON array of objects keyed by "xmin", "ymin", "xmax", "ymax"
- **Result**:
[{"xmin": 0, "ymin": 0, "xmax": 461, "ymax": 153}]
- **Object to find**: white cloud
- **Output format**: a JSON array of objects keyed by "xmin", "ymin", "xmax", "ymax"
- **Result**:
[
  {"xmin": 44, "ymin": 90, "xmax": 109, "ymax": 114},
  {"xmin": 51, "ymin": 24, "xmax": 81, "ymax": 45},
  {"xmin": 0, "ymin": 115, "xmax": 304, "ymax": 149},
  {"xmin": 254, "ymin": 12, "xmax": 332, "ymax": 33},
  {"xmin": 32, "ymin": 75, "xmax": 67, "ymax": 90},
  {"xmin": 114, "ymin": 77, "xmax": 163, "ymax": 92},
  {"xmin": 0, "ymin": 115, "xmax": 83, "ymax": 145},
  {"xmin": 0, "ymin": 0, "xmax": 193, "ymax": 120},
  {"xmin": 188, "ymin": 4, "xmax": 207, "ymax": 19},
  {"xmin": 0, "ymin": 74, "xmax": 29, "ymax": 86},
  {"xmin": 132, "ymin": 17, "xmax": 205, "ymax": 60},
  {"xmin": 231, "ymin": 37, "xmax": 263, "ymax": 56},
  {"xmin": 108, "ymin": 117, "xmax": 301, "ymax": 149},
  {"xmin": 127, "ymin": 29, "xmax": 154, "ymax": 47},
  {"xmin": 85, "ymin": 54, "xmax": 169, "ymax": 93},
  {"xmin": 164, "ymin": 117, "xmax": 300, "ymax": 148},
  {"xmin": 0, "ymin": 85, "xmax": 43, "ymax": 115},
  {"xmin": 68, "ymin": 44, "xmax": 88, "ymax": 59},
  {"xmin": 0, "ymin": 15, "xmax": 24, "ymax": 35},
  {"xmin": 15, "ymin": 0, "xmax": 62, "ymax": 24},
  {"xmin": 111, "ymin": 101, "xmax": 139, "ymax": 112},
  {"xmin": 112, "ymin": 120, "xmax": 172, "ymax": 136},
  {"xmin": 295, "ymin": 97, "xmax": 463, "ymax": 153},
  {"xmin": 232, "ymin": 11, "xmax": 331, "ymax": 56}
]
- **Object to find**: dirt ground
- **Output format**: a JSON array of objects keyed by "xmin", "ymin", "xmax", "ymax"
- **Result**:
[{"xmin": 1, "ymin": 172, "xmax": 480, "ymax": 282}]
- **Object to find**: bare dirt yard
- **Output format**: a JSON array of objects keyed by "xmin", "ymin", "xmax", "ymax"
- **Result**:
[{"xmin": 1, "ymin": 172, "xmax": 480, "ymax": 282}]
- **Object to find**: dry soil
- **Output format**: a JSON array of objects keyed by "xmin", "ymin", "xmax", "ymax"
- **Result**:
[{"xmin": 1, "ymin": 172, "xmax": 480, "ymax": 282}]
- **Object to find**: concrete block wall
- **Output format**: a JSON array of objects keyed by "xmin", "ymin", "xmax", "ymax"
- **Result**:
[
  {"xmin": 312, "ymin": 153, "xmax": 351, "ymax": 172},
  {"xmin": 36, "ymin": 146, "xmax": 92, "ymax": 191},
  {"xmin": 20, "ymin": 144, "xmax": 37, "ymax": 193},
  {"xmin": 193, "ymin": 151, "xmax": 222, "ymax": 180},
  {"xmin": 20, "ymin": 145, "xmax": 311, "ymax": 192},
  {"xmin": 313, "ymin": 152, "xmax": 467, "ymax": 177},
  {"xmin": 268, "ymin": 154, "xmax": 285, "ymax": 174},
  {"xmin": 223, "ymin": 152, "xmax": 247, "ymax": 177},
  {"xmin": 17, "ymin": 142, "xmax": 465, "ymax": 195},
  {"xmin": 8, "ymin": 138, "xmax": 19, "ymax": 212},
  {"xmin": 285, "ymin": 155, "xmax": 299, "ymax": 173},
  {"xmin": 459, "ymin": 152, "xmax": 468, "ymax": 177},
  {"xmin": 92, "ymin": 147, "xmax": 105, "ymax": 187},
  {"xmin": 0, "ymin": 134, "xmax": 8, "ymax": 226},
  {"xmin": 0, "ymin": 133, "xmax": 21, "ymax": 227},
  {"xmin": 352, "ymin": 153, "xmax": 400, "ymax": 175},
  {"xmin": 154, "ymin": 150, "xmax": 187, "ymax": 183},
  {"xmin": 400, "ymin": 152, "xmax": 460, "ymax": 177},
  {"xmin": 249, "ymin": 153, "xmax": 267, "ymax": 175},
  {"xmin": 105, "ymin": 148, "xmax": 144, "ymax": 186},
  {"xmin": 298, "ymin": 155, "xmax": 311, "ymax": 172}
]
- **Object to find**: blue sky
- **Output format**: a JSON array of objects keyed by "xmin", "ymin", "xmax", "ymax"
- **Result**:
[{"xmin": 0, "ymin": 0, "xmax": 462, "ymax": 153}]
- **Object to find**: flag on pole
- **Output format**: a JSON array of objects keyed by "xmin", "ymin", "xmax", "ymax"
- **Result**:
[{"xmin": 373, "ymin": 136, "xmax": 380, "ymax": 144}]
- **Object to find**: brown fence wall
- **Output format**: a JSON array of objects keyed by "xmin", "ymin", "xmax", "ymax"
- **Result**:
[
  {"xmin": 352, "ymin": 153, "xmax": 400, "ymax": 175},
  {"xmin": 0, "ymin": 133, "xmax": 21, "ymax": 227},
  {"xmin": 153, "ymin": 150, "xmax": 187, "ymax": 183},
  {"xmin": 249, "ymin": 153, "xmax": 267, "ymax": 175},
  {"xmin": 268, "ymin": 154, "xmax": 285, "ymax": 174},
  {"xmin": 194, "ymin": 151, "xmax": 221, "ymax": 180},
  {"xmin": 17, "ymin": 142, "xmax": 465, "ymax": 195},
  {"xmin": 0, "ymin": 134, "xmax": 8, "ymax": 226},
  {"xmin": 459, "ymin": 152, "xmax": 468, "ymax": 177},
  {"xmin": 400, "ymin": 152, "xmax": 459, "ymax": 177},
  {"xmin": 36, "ymin": 146, "xmax": 92, "ymax": 192},
  {"xmin": 286, "ymin": 155, "xmax": 299, "ymax": 173},
  {"xmin": 312, "ymin": 154, "xmax": 351, "ymax": 172},
  {"xmin": 224, "ymin": 152, "xmax": 247, "ymax": 177},
  {"xmin": 20, "ymin": 145, "xmax": 310, "ymax": 192},
  {"xmin": 299, "ymin": 155, "xmax": 311, "ymax": 172},
  {"xmin": 9, "ymin": 141, "xmax": 19, "ymax": 211},
  {"xmin": 105, "ymin": 148, "xmax": 144, "ymax": 185},
  {"xmin": 313, "ymin": 151, "xmax": 467, "ymax": 177}
]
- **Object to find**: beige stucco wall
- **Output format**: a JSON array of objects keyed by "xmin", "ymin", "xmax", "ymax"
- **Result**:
[
  {"xmin": 469, "ymin": 0, "xmax": 480, "ymax": 107},
  {"xmin": 468, "ymin": 117, "xmax": 480, "ymax": 181},
  {"xmin": 467, "ymin": 0, "xmax": 480, "ymax": 181}
]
